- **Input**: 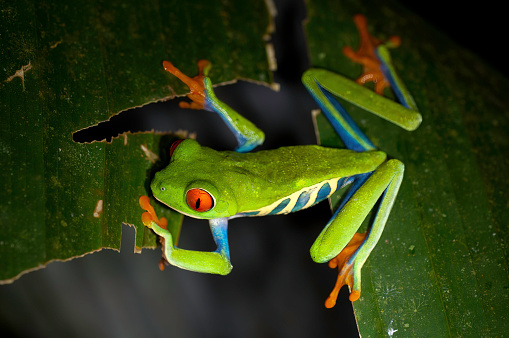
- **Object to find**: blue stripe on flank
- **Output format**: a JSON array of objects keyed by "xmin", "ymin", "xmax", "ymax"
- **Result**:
[
  {"xmin": 312, "ymin": 178, "xmax": 346, "ymax": 207},
  {"xmin": 316, "ymin": 182, "xmax": 331, "ymax": 201},
  {"xmin": 290, "ymin": 190, "xmax": 312, "ymax": 213},
  {"xmin": 268, "ymin": 198, "xmax": 291, "ymax": 215}
]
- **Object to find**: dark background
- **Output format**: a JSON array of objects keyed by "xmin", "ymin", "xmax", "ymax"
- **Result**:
[{"xmin": 1, "ymin": 0, "xmax": 504, "ymax": 336}]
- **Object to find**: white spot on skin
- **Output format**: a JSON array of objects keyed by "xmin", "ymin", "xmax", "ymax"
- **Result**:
[
  {"xmin": 140, "ymin": 144, "xmax": 159, "ymax": 163},
  {"xmin": 93, "ymin": 200, "xmax": 103, "ymax": 218},
  {"xmin": 4, "ymin": 61, "xmax": 32, "ymax": 91}
]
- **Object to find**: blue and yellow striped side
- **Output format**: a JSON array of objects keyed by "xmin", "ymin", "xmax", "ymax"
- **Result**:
[{"xmin": 237, "ymin": 177, "xmax": 344, "ymax": 217}]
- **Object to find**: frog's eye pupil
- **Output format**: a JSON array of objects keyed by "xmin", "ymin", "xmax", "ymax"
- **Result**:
[
  {"xmin": 186, "ymin": 188, "xmax": 214, "ymax": 212},
  {"xmin": 169, "ymin": 139, "xmax": 184, "ymax": 157}
]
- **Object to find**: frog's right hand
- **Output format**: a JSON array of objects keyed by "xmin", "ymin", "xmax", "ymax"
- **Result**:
[
  {"xmin": 162, "ymin": 60, "xmax": 211, "ymax": 110},
  {"xmin": 139, "ymin": 195, "xmax": 168, "ymax": 231}
]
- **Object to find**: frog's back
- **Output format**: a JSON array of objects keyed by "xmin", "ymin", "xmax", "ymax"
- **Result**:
[{"xmin": 225, "ymin": 145, "xmax": 386, "ymax": 216}]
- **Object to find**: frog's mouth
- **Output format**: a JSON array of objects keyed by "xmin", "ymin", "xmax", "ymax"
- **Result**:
[
  {"xmin": 152, "ymin": 194, "xmax": 215, "ymax": 220},
  {"xmin": 151, "ymin": 195, "xmax": 186, "ymax": 217}
]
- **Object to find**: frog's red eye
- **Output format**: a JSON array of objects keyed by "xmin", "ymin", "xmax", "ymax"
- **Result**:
[
  {"xmin": 186, "ymin": 188, "xmax": 214, "ymax": 212},
  {"xmin": 170, "ymin": 139, "xmax": 184, "ymax": 157}
]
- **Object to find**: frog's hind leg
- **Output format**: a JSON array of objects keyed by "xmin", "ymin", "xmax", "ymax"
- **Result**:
[
  {"xmin": 302, "ymin": 69, "xmax": 422, "ymax": 134},
  {"xmin": 311, "ymin": 159, "xmax": 404, "ymax": 307},
  {"xmin": 302, "ymin": 69, "xmax": 410, "ymax": 307},
  {"xmin": 303, "ymin": 70, "xmax": 376, "ymax": 152}
]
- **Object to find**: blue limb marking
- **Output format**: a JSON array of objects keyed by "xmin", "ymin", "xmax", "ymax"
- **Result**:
[
  {"xmin": 318, "ymin": 84, "xmax": 375, "ymax": 152},
  {"xmin": 203, "ymin": 78, "xmax": 264, "ymax": 153},
  {"xmin": 306, "ymin": 78, "xmax": 376, "ymax": 153},
  {"xmin": 375, "ymin": 46, "xmax": 419, "ymax": 112},
  {"xmin": 378, "ymin": 60, "xmax": 407, "ymax": 109},
  {"xmin": 209, "ymin": 218, "xmax": 231, "ymax": 261}
]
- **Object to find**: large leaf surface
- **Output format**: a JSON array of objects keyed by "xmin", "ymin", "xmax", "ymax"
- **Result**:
[
  {"xmin": 0, "ymin": 0, "xmax": 273, "ymax": 282},
  {"xmin": 307, "ymin": 0, "xmax": 509, "ymax": 336}
]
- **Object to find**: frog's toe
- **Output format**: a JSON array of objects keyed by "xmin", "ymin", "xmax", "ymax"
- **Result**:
[
  {"xmin": 324, "ymin": 232, "xmax": 366, "ymax": 308},
  {"xmin": 141, "ymin": 212, "xmax": 155, "ymax": 228},
  {"xmin": 158, "ymin": 257, "xmax": 169, "ymax": 271},
  {"xmin": 139, "ymin": 195, "xmax": 168, "ymax": 230}
]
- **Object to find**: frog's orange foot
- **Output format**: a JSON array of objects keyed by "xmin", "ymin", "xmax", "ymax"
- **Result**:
[
  {"xmin": 162, "ymin": 59, "xmax": 211, "ymax": 110},
  {"xmin": 357, "ymin": 73, "xmax": 391, "ymax": 95},
  {"xmin": 386, "ymin": 35, "xmax": 401, "ymax": 49},
  {"xmin": 179, "ymin": 101, "xmax": 205, "ymax": 110},
  {"xmin": 325, "ymin": 232, "xmax": 367, "ymax": 308},
  {"xmin": 158, "ymin": 257, "xmax": 169, "ymax": 271},
  {"xmin": 343, "ymin": 14, "xmax": 400, "ymax": 96},
  {"xmin": 139, "ymin": 195, "xmax": 168, "ymax": 230}
]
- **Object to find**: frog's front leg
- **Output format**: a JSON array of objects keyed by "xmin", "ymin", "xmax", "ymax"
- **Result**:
[
  {"xmin": 163, "ymin": 60, "xmax": 265, "ymax": 152},
  {"xmin": 140, "ymin": 196, "xmax": 233, "ymax": 275},
  {"xmin": 310, "ymin": 159, "xmax": 404, "ymax": 307}
]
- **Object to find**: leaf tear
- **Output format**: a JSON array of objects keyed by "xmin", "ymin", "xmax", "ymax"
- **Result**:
[{"xmin": 123, "ymin": 222, "xmax": 145, "ymax": 254}]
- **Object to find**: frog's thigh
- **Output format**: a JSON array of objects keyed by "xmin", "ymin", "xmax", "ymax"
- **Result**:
[{"xmin": 310, "ymin": 159, "xmax": 404, "ymax": 263}]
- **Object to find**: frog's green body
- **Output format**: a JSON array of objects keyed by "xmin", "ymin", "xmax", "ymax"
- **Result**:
[
  {"xmin": 152, "ymin": 140, "xmax": 386, "ymax": 219},
  {"xmin": 141, "ymin": 15, "xmax": 421, "ymax": 308}
]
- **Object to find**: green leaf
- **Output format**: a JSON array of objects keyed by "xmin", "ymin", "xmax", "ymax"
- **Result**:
[
  {"xmin": 0, "ymin": 0, "xmax": 273, "ymax": 282},
  {"xmin": 307, "ymin": 0, "xmax": 509, "ymax": 336}
]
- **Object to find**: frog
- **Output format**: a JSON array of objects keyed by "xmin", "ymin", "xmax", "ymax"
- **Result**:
[{"xmin": 139, "ymin": 14, "xmax": 421, "ymax": 308}]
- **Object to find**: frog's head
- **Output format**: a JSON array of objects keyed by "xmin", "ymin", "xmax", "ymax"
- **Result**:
[{"xmin": 151, "ymin": 139, "xmax": 239, "ymax": 219}]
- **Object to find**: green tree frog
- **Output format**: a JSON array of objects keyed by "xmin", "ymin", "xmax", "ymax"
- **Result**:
[{"xmin": 140, "ymin": 14, "xmax": 421, "ymax": 308}]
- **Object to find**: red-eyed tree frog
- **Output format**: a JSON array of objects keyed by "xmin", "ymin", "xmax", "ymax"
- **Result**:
[{"xmin": 140, "ymin": 14, "xmax": 421, "ymax": 308}]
